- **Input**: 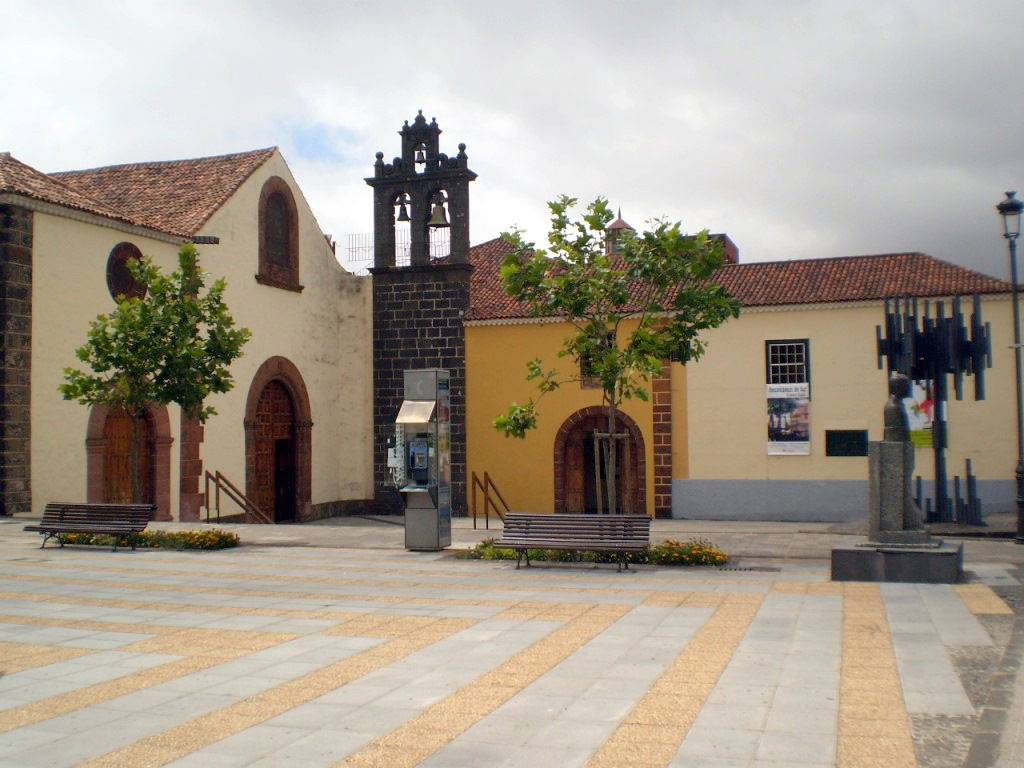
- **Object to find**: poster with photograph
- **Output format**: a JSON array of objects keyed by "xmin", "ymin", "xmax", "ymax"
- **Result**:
[
  {"xmin": 767, "ymin": 383, "xmax": 810, "ymax": 455},
  {"xmin": 904, "ymin": 380, "xmax": 933, "ymax": 447}
]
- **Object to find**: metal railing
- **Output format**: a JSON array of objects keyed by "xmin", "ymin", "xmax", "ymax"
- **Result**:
[
  {"xmin": 343, "ymin": 229, "xmax": 451, "ymax": 275},
  {"xmin": 203, "ymin": 470, "xmax": 273, "ymax": 524},
  {"xmin": 471, "ymin": 471, "xmax": 510, "ymax": 529}
]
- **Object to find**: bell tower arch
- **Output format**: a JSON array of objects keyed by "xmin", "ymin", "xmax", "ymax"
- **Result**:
[{"xmin": 366, "ymin": 112, "xmax": 476, "ymax": 514}]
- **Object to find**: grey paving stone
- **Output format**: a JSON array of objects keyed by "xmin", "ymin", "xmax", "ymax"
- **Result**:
[
  {"xmin": 903, "ymin": 689, "xmax": 977, "ymax": 715},
  {"xmin": 693, "ymin": 702, "xmax": 770, "ymax": 731},
  {"xmin": 756, "ymin": 730, "xmax": 836, "ymax": 763},
  {"xmin": 676, "ymin": 727, "xmax": 762, "ymax": 761},
  {"xmin": 315, "ymin": 680, "xmax": 399, "ymax": 705},
  {"xmin": 498, "ymin": 743, "xmax": 592, "ymax": 768},
  {"xmin": 457, "ymin": 716, "xmax": 534, "ymax": 746},
  {"xmin": 202, "ymin": 724, "xmax": 311, "ymax": 760},
  {"xmin": 764, "ymin": 703, "xmax": 838, "ymax": 734},
  {"xmin": 558, "ymin": 693, "xmax": 636, "ymax": 723},
  {"xmin": 23, "ymin": 706, "xmax": 124, "ymax": 735},
  {"xmin": 706, "ymin": 684, "xmax": 777, "ymax": 707},
  {"xmin": 418, "ymin": 739, "xmax": 516, "ymax": 768},
  {"xmin": 526, "ymin": 718, "xmax": 617, "ymax": 749},
  {"xmin": 0, "ymin": 727, "xmax": 62, "ymax": 757}
]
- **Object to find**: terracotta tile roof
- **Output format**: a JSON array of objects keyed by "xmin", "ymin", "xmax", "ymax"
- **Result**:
[
  {"xmin": 50, "ymin": 148, "xmax": 277, "ymax": 236},
  {"xmin": 0, "ymin": 152, "xmax": 136, "ymax": 226},
  {"xmin": 467, "ymin": 238, "xmax": 1012, "ymax": 321}
]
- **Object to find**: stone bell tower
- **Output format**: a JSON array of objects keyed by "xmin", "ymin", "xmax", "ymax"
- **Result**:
[{"xmin": 366, "ymin": 112, "xmax": 476, "ymax": 514}]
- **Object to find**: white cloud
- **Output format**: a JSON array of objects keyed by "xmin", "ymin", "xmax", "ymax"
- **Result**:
[{"xmin": 2, "ymin": 0, "xmax": 1021, "ymax": 278}]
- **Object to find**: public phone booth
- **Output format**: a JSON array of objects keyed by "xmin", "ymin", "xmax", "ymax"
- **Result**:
[{"xmin": 391, "ymin": 369, "xmax": 452, "ymax": 550}]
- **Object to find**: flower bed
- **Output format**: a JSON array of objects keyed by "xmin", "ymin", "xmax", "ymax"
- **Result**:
[
  {"xmin": 460, "ymin": 537, "xmax": 728, "ymax": 566},
  {"xmin": 57, "ymin": 529, "xmax": 240, "ymax": 550}
]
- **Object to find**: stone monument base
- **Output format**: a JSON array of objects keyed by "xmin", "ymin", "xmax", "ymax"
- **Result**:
[{"xmin": 830, "ymin": 540, "xmax": 963, "ymax": 583}]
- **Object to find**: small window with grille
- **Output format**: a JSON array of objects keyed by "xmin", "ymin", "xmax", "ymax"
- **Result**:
[{"xmin": 765, "ymin": 339, "xmax": 809, "ymax": 385}]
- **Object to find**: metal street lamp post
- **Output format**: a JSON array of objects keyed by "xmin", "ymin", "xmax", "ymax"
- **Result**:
[{"xmin": 997, "ymin": 190, "xmax": 1024, "ymax": 543}]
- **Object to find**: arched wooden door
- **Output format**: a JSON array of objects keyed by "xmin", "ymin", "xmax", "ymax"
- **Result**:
[
  {"xmin": 555, "ymin": 407, "xmax": 646, "ymax": 515},
  {"xmin": 252, "ymin": 380, "xmax": 296, "ymax": 522},
  {"xmin": 102, "ymin": 409, "xmax": 154, "ymax": 504}
]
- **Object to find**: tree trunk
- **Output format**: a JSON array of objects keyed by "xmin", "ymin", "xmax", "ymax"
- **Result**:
[
  {"xmin": 605, "ymin": 392, "xmax": 618, "ymax": 515},
  {"xmin": 129, "ymin": 409, "xmax": 142, "ymax": 504}
]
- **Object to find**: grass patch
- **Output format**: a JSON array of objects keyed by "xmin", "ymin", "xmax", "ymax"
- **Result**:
[
  {"xmin": 459, "ymin": 537, "xmax": 728, "ymax": 566},
  {"xmin": 57, "ymin": 529, "xmax": 240, "ymax": 550}
]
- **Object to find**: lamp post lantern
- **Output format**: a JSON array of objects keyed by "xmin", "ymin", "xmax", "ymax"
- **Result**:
[{"xmin": 997, "ymin": 190, "xmax": 1024, "ymax": 543}]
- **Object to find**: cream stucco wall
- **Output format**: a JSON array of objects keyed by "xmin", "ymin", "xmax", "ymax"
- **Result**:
[
  {"xmin": 30, "ymin": 213, "xmax": 183, "ymax": 514},
  {"xmin": 194, "ymin": 152, "xmax": 373, "ymax": 510},
  {"xmin": 684, "ymin": 297, "xmax": 1018, "ymax": 484},
  {"xmin": 28, "ymin": 150, "xmax": 373, "ymax": 520},
  {"xmin": 466, "ymin": 320, "xmax": 656, "ymax": 517}
]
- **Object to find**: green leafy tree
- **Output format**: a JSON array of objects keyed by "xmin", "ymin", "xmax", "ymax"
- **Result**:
[
  {"xmin": 61, "ymin": 243, "xmax": 251, "ymax": 503},
  {"xmin": 494, "ymin": 196, "xmax": 740, "ymax": 514}
]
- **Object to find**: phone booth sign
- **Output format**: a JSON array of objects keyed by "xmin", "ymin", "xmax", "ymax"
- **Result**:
[{"xmin": 394, "ymin": 369, "xmax": 451, "ymax": 550}]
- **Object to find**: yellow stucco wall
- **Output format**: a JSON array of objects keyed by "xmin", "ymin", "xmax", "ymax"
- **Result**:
[
  {"xmin": 466, "ymin": 320, "xmax": 656, "ymax": 517},
  {"xmin": 466, "ymin": 294, "xmax": 1018, "ymax": 521},
  {"xmin": 30, "ymin": 213, "xmax": 182, "ymax": 513},
  {"xmin": 684, "ymin": 298, "xmax": 1018, "ymax": 482}
]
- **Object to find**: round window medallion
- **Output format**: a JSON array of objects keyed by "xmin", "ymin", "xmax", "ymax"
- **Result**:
[{"xmin": 106, "ymin": 242, "xmax": 146, "ymax": 301}]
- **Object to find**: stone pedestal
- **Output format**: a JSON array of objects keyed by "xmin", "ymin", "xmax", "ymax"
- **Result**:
[
  {"xmin": 868, "ymin": 441, "xmax": 928, "ymax": 544},
  {"xmin": 831, "ymin": 383, "xmax": 962, "ymax": 582},
  {"xmin": 831, "ymin": 541, "xmax": 963, "ymax": 583}
]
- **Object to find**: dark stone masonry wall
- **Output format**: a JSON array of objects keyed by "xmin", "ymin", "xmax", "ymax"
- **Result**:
[
  {"xmin": 371, "ymin": 263, "xmax": 471, "ymax": 515},
  {"xmin": 0, "ymin": 204, "xmax": 33, "ymax": 516}
]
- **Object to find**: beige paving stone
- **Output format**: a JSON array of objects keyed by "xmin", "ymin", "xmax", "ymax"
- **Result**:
[
  {"xmin": 838, "ymin": 715, "xmax": 914, "ymax": 738},
  {"xmin": 0, "ymin": 656, "xmax": 225, "ymax": 732},
  {"xmin": 771, "ymin": 581, "xmax": 809, "ymax": 593},
  {"xmin": 955, "ymin": 583, "xmax": 1014, "ymax": 614},
  {"xmin": 329, "ymin": 605, "xmax": 628, "ymax": 768},
  {"xmin": 80, "ymin": 616, "xmax": 475, "ymax": 767},
  {"xmin": 611, "ymin": 722, "xmax": 683, "ymax": 744},
  {"xmin": 0, "ymin": 641, "xmax": 92, "ymax": 673},
  {"xmin": 584, "ymin": 594, "xmax": 763, "ymax": 768},
  {"xmin": 837, "ymin": 735, "xmax": 918, "ymax": 767},
  {"xmin": 837, "ymin": 585, "xmax": 917, "ymax": 767}
]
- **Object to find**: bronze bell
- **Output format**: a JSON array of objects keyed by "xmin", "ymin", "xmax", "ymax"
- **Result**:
[
  {"xmin": 396, "ymin": 203, "xmax": 410, "ymax": 222},
  {"xmin": 415, "ymin": 149, "xmax": 426, "ymax": 164},
  {"xmin": 427, "ymin": 203, "xmax": 450, "ymax": 228}
]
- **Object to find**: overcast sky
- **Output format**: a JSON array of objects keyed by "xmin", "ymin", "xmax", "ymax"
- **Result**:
[{"xmin": 3, "ymin": 1, "xmax": 1022, "ymax": 278}]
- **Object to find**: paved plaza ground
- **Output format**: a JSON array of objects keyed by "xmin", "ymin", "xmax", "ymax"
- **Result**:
[{"xmin": 1, "ymin": 515, "xmax": 1023, "ymax": 767}]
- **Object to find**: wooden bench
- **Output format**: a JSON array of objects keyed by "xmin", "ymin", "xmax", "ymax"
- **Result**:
[
  {"xmin": 493, "ymin": 513, "xmax": 651, "ymax": 571},
  {"xmin": 24, "ymin": 503, "xmax": 155, "ymax": 551}
]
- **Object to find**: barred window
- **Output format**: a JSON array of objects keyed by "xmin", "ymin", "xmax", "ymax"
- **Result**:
[{"xmin": 766, "ymin": 340, "xmax": 809, "ymax": 384}]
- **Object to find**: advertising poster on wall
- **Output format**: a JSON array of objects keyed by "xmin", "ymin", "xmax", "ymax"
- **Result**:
[
  {"xmin": 904, "ymin": 380, "xmax": 933, "ymax": 447},
  {"xmin": 767, "ymin": 383, "xmax": 810, "ymax": 455}
]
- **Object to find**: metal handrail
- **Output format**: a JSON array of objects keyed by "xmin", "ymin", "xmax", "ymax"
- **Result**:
[
  {"xmin": 203, "ymin": 470, "xmax": 273, "ymax": 524},
  {"xmin": 471, "ymin": 471, "xmax": 510, "ymax": 529}
]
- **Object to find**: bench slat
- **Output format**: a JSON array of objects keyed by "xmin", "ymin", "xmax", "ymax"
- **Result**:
[
  {"xmin": 492, "ymin": 513, "xmax": 651, "ymax": 571},
  {"xmin": 26, "ymin": 502, "xmax": 155, "ymax": 551}
]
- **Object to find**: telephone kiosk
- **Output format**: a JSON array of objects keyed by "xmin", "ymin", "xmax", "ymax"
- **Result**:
[{"xmin": 389, "ymin": 369, "xmax": 451, "ymax": 550}]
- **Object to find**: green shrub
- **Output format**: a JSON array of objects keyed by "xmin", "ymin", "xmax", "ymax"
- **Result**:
[
  {"xmin": 460, "ymin": 537, "xmax": 727, "ymax": 567},
  {"xmin": 56, "ymin": 529, "xmax": 240, "ymax": 550}
]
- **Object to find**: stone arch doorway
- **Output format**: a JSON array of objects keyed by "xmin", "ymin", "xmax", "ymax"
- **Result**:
[
  {"xmin": 553, "ymin": 407, "xmax": 646, "ymax": 515},
  {"xmin": 245, "ymin": 357, "xmax": 312, "ymax": 522},
  {"xmin": 86, "ymin": 404, "xmax": 172, "ymax": 520}
]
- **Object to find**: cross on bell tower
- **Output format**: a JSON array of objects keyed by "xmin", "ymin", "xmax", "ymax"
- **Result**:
[
  {"xmin": 366, "ymin": 113, "xmax": 476, "ymax": 516},
  {"xmin": 366, "ymin": 110, "xmax": 475, "ymax": 267}
]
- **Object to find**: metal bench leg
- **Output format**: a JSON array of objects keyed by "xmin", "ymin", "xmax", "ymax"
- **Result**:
[{"xmin": 515, "ymin": 550, "xmax": 523, "ymax": 569}]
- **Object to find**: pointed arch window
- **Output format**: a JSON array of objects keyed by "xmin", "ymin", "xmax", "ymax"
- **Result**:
[{"xmin": 256, "ymin": 176, "xmax": 303, "ymax": 292}]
